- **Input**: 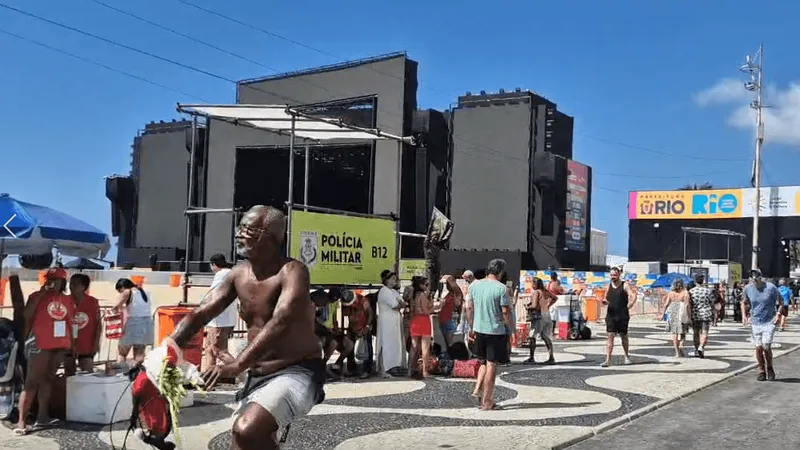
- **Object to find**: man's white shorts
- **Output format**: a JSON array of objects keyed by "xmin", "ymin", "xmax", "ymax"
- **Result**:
[
  {"xmin": 751, "ymin": 322, "xmax": 776, "ymax": 348},
  {"xmin": 234, "ymin": 365, "xmax": 320, "ymax": 428}
]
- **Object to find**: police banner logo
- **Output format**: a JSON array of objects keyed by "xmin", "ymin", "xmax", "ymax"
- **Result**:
[{"xmin": 298, "ymin": 231, "xmax": 318, "ymax": 268}]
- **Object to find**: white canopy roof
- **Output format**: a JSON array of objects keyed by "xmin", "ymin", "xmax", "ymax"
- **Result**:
[{"xmin": 177, "ymin": 104, "xmax": 412, "ymax": 143}]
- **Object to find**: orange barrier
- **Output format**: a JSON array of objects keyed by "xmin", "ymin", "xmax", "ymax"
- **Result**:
[
  {"xmin": 131, "ymin": 275, "xmax": 145, "ymax": 286},
  {"xmin": 38, "ymin": 271, "xmax": 47, "ymax": 286},
  {"xmin": 0, "ymin": 278, "xmax": 6, "ymax": 306},
  {"xmin": 583, "ymin": 297, "xmax": 600, "ymax": 322},
  {"xmin": 155, "ymin": 306, "xmax": 202, "ymax": 367},
  {"xmin": 169, "ymin": 274, "xmax": 182, "ymax": 287}
]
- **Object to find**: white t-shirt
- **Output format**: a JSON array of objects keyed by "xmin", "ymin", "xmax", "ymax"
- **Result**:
[
  {"xmin": 128, "ymin": 289, "xmax": 151, "ymax": 318},
  {"xmin": 205, "ymin": 268, "xmax": 239, "ymax": 328}
]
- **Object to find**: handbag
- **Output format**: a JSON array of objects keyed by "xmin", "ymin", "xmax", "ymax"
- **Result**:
[
  {"xmin": 103, "ymin": 311, "xmax": 125, "ymax": 340},
  {"xmin": 452, "ymin": 359, "xmax": 481, "ymax": 378}
]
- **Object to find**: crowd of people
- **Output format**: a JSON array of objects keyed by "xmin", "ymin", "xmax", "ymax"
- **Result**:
[
  {"xmin": 13, "ymin": 267, "xmax": 153, "ymax": 436},
  {"xmin": 658, "ymin": 269, "xmax": 792, "ymax": 381}
]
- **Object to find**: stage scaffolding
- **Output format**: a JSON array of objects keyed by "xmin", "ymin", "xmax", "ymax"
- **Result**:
[
  {"xmin": 681, "ymin": 226, "xmax": 746, "ymax": 264},
  {"xmin": 177, "ymin": 103, "xmax": 414, "ymax": 301}
]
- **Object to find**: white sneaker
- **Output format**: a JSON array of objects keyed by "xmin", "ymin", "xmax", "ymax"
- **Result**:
[{"xmin": 624, "ymin": 356, "xmax": 632, "ymax": 365}]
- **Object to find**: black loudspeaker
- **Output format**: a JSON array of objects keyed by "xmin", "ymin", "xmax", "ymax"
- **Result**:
[
  {"xmin": 533, "ymin": 151, "xmax": 556, "ymax": 186},
  {"xmin": 184, "ymin": 128, "xmax": 207, "ymax": 164}
]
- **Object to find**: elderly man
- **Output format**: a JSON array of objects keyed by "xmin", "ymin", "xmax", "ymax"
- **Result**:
[{"xmin": 745, "ymin": 270, "xmax": 779, "ymax": 381}]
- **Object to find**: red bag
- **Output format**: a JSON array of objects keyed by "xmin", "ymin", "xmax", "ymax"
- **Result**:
[
  {"xmin": 452, "ymin": 359, "xmax": 481, "ymax": 378},
  {"xmin": 104, "ymin": 312, "xmax": 124, "ymax": 340}
]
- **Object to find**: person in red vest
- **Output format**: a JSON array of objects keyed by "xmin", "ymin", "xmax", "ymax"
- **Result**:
[
  {"xmin": 14, "ymin": 267, "xmax": 75, "ymax": 436},
  {"xmin": 64, "ymin": 274, "xmax": 101, "ymax": 376}
]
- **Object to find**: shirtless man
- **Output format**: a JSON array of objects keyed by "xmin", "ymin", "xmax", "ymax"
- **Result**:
[
  {"xmin": 165, "ymin": 205, "xmax": 324, "ymax": 450},
  {"xmin": 524, "ymin": 277, "xmax": 557, "ymax": 364}
]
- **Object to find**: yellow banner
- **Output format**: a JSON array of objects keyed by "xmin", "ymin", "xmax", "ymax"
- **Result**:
[
  {"xmin": 629, "ymin": 189, "xmax": 743, "ymax": 220},
  {"xmin": 290, "ymin": 211, "xmax": 396, "ymax": 285},
  {"xmin": 399, "ymin": 259, "xmax": 426, "ymax": 280}
]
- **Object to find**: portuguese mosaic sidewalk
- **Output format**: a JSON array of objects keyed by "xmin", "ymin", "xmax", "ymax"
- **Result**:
[{"xmin": 2, "ymin": 318, "xmax": 798, "ymax": 450}]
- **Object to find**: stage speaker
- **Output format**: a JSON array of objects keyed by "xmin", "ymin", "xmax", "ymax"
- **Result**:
[
  {"xmin": 533, "ymin": 151, "xmax": 556, "ymax": 186},
  {"xmin": 185, "ymin": 127, "xmax": 207, "ymax": 165}
]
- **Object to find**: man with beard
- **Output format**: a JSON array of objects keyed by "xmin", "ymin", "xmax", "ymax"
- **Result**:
[
  {"xmin": 601, "ymin": 267, "xmax": 636, "ymax": 367},
  {"xmin": 165, "ymin": 205, "xmax": 324, "ymax": 450}
]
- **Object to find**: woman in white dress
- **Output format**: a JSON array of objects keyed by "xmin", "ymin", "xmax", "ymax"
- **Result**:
[{"xmin": 376, "ymin": 270, "xmax": 407, "ymax": 375}]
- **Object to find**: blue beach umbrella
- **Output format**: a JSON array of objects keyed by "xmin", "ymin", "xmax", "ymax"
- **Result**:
[{"xmin": 0, "ymin": 193, "xmax": 110, "ymax": 259}]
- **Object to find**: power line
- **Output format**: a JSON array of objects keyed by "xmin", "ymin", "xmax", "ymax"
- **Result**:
[
  {"xmin": 0, "ymin": 2, "xmax": 298, "ymax": 103},
  {"xmin": 0, "ymin": 27, "xmax": 208, "ymax": 101},
  {"xmin": 577, "ymin": 134, "xmax": 748, "ymax": 162},
  {"xmin": 3, "ymin": 2, "xmax": 737, "ymax": 185},
  {"xmin": 169, "ymin": 0, "xmax": 749, "ymax": 164}
]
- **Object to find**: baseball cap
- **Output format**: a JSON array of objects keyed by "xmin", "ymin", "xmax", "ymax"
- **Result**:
[
  {"xmin": 45, "ymin": 267, "xmax": 68, "ymax": 280},
  {"xmin": 749, "ymin": 269, "xmax": 762, "ymax": 279}
]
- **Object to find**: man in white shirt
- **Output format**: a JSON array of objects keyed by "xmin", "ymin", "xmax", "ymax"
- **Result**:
[{"xmin": 201, "ymin": 253, "xmax": 240, "ymax": 371}]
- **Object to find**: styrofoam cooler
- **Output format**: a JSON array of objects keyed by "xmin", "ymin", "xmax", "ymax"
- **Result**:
[{"xmin": 67, "ymin": 373, "xmax": 132, "ymax": 424}]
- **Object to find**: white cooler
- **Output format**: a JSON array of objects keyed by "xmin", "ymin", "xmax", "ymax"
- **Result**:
[{"xmin": 66, "ymin": 373, "xmax": 133, "ymax": 424}]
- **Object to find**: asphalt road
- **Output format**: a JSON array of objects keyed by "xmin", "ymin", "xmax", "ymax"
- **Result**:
[{"xmin": 567, "ymin": 347, "xmax": 800, "ymax": 450}]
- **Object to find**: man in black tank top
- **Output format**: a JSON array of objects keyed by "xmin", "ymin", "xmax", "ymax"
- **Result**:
[{"xmin": 601, "ymin": 267, "xmax": 636, "ymax": 367}]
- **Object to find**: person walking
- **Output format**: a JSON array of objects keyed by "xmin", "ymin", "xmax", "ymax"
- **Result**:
[
  {"xmin": 465, "ymin": 259, "xmax": 513, "ymax": 410},
  {"xmin": 201, "ymin": 253, "xmax": 240, "ymax": 372},
  {"xmin": 661, "ymin": 278, "xmax": 690, "ymax": 357},
  {"xmin": 688, "ymin": 274, "xmax": 714, "ymax": 358},
  {"xmin": 776, "ymin": 278, "xmax": 791, "ymax": 331},
  {"xmin": 744, "ymin": 269, "xmax": 779, "ymax": 381},
  {"xmin": 601, "ymin": 267, "xmax": 636, "ymax": 367}
]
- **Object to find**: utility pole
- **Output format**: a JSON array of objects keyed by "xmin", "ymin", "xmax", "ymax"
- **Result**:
[{"xmin": 740, "ymin": 44, "xmax": 764, "ymax": 271}]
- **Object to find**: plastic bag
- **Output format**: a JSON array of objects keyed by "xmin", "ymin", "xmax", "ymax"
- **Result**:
[{"xmin": 355, "ymin": 337, "xmax": 369, "ymax": 361}]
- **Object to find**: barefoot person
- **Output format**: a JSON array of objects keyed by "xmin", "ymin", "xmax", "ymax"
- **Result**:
[
  {"xmin": 164, "ymin": 205, "xmax": 324, "ymax": 450},
  {"xmin": 601, "ymin": 267, "xmax": 636, "ymax": 367},
  {"xmin": 15, "ymin": 268, "xmax": 74, "ymax": 435}
]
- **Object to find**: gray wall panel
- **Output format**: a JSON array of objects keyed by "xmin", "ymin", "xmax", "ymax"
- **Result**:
[
  {"xmin": 135, "ymin": 130, "xmax": 188, "ymax": 248},
  {"xmin": 450, "ymin": 104, "xmax": 531, "ymax": 251},
  {"xmin": 202, "ymin": 56, "xmax": 411, "ymax": 260}
]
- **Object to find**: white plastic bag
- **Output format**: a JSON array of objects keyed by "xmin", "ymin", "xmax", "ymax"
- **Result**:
[{"xmin": 355, "ymin": 337, "xmax": 369, "ymax": 361}]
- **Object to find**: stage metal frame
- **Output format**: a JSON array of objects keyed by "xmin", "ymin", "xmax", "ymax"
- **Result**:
[
  {"xmin": 681, "ymin": 226, "xmax": 746, "ymax": 265},
  {"xmin": 177, "ymin": 103, "xmax": 413, "ymax": 301}
]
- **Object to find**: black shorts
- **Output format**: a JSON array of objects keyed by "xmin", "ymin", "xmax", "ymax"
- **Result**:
[
  {"xmin": 780, "ymin": 305, "xmax": 789, "ymax": 317},
  {"xmin": 473, "ymin": 332, "xmax": 508, "ymax": 364},
  {"xmin": 692, "ymin": 320, "xmax": 711, "ymax": 334},
  {"xmin": 606, "ymin": 316, "xmax": 629, "ymax": 334}
]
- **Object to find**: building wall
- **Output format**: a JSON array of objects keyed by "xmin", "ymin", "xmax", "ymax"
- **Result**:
[
  {"xmin": 449, "ymin": 103, "xmax": 532, "ymax": 251},
  {"xmin": 134, "ymin": 128, "xmax": 188, "ymax": 249},
  {"xmin": 203, "ymin": 55, "xmax": 415, "ymax": 259},
  {"xmin": 628, "ymin": 217, "xmax": 796, "ymax": 277}
]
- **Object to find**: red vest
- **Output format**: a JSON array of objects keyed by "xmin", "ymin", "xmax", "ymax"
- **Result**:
[
  {"xmin": 71, "ymin": 294, "xmax": 99, "ymax": 355},
  {"xmin": 32, "ymin": 292, "xmax": 74, "ymax": 351}
]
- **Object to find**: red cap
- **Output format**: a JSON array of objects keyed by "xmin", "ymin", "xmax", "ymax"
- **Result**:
[{"xmin": 45, "ymin": 268, "xmax": 68, "ymax": 280}]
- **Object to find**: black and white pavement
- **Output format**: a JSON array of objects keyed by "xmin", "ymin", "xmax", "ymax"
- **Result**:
[{"xmin": 3, "ymin": 318, "xmax": 798, "ymax": 449}]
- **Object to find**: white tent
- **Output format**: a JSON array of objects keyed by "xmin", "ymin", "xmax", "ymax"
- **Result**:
[
  {"xmin": 176, "ymin": 103, "xmax": 412, "ymax": 143},
  {"xmin": 175, "ymin": 103, "xmax": 413, "ymax": 296}
]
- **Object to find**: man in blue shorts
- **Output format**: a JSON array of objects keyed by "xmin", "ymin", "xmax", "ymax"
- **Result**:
[{"xmin": 744, "ymin": 269, "xmax": 779, "ymax": 381}]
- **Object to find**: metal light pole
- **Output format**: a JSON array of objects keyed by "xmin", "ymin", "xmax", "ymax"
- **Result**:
[{"xmin": 740, "ymin": 44, "xmax": 764, "ymax": 271}]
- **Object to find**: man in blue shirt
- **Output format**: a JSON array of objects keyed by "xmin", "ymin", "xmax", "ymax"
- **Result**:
[
  {"xmin": 743, "ymin": 269, "xmax": 779, "ymax": 381},
  {"xmin": 465, "ymin": 259, "xmax": 513, "ymax": 411},
  {"xmin": 777, "ymin": 278, "xmax": 792, "ymax": 331}
]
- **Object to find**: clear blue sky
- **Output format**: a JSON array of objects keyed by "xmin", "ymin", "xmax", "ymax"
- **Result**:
[{"xmin": 2, "ymin": 0, "xmax": 799, "ymax": 259}]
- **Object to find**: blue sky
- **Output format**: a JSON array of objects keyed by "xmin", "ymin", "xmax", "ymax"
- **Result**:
[{"xmin": 1, "ymin": 0, "xmax": 799, "ymax": 259}]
